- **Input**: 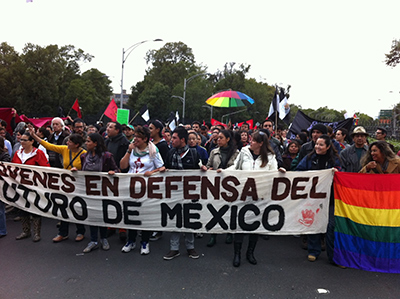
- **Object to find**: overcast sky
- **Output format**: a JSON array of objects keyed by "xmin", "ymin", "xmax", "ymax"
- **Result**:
[{"xmin": 3, "ymin": 0, "xmax": 400, "ymax": 119}]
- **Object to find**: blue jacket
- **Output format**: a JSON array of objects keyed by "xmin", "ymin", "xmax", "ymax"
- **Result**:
[{"xmin": 296, "ymin": 153, "xmax": 341, "ymax": 171}]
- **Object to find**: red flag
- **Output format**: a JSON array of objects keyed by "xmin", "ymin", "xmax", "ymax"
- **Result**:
[
  {"xmin": 72, "ymin": 99, "xmax": 82, "ymax": 118},
  {"xmin": 211, "ymin": 118, "xmax": 227, "ymax": 128},
  {"xmin": 104, "ymin": 99, "xmax": 118, "ymax": 122},
  {"xmin": 237, "ymin": 119, "xmax": 254, "ymax": 129}
]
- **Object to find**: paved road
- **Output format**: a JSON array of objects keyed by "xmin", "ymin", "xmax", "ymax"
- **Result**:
[{"xmin": 0, "ymin": 213, "xmax": 398, "ymax": 299}]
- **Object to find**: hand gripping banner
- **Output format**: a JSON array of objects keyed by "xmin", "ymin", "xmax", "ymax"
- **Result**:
[{"xmin": 0, "ymin": 162, "xmax": 334, "ymax": 235}]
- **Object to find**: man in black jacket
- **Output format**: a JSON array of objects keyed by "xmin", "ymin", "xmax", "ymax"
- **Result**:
[
  {"xmin": 104, "ymin": 121, "xmax": 130, "ymax": 242},
  {"xmin": 163, "ymin": 127, "xmax": 202, "ymax": 261},
  {"xmin": 105, "ymin": 122, "xmax": 130, "ymax": 170}
]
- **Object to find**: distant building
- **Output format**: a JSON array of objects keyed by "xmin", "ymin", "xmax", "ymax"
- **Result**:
[
  {"xmin": 110, "ymin": 89, "xmax": 130, "ymax": 106},
  {"xmin": 379, "ymin": 109, "xmax": 392, "ymax": 124}
]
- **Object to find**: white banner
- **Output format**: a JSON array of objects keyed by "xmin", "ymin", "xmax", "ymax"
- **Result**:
[{"xmin": 0, "ymin": 162, "xmax": 334, "ymax": 235}]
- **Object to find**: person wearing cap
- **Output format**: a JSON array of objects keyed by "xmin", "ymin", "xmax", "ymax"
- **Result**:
[
  {"xmin": 339, "ymin": 126, "xmax": 369, "ymax": 173},
  {"xmin": 123, "ymin": 125, "xmax": 135, "ymax": 143},
  {"xmin": 291, "ymin": 123, "xmax": 327, "ymax": 170}
]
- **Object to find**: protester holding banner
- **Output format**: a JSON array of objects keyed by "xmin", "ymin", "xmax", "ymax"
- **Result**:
[
  {"xmin": 28, "ymin": 125, "xmax": 87, "ymax": 243},
  {"xmin": 296, "ymin": 135, "xmax": 342, "ymax": 265},
  {"xmin": 119, "ymin": 126, "xmax": 165, "ymax": 255},
  {"xmin": 163, "ymin": 127, "xmax": 202, "ymax": 261},
  {"xmin": 226, "ymin": 129, "xmax": 278, "ymax": 267},
  {"xmin": 12, "ymin": 131, "xmax": 49, "ymax": 242},
  {"xmin": 201, "ymin": 129, "xmax": 239, "ymax": 247},
  {"xmin": 74, "ymin": 133, "xmax": 119, "ymax": 253},
  {"xmin": 281, "ymin": 139, "xmax": 301, "ymax": 171},
  {"xmin": 359, "ymin": 140, "xmax": 400, "ymax": 174},
  {"xmin": 0, "ymin": 136, "xmax": 11, "ymax": 238}
]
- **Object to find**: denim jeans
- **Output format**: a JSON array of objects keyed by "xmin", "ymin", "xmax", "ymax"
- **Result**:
[
  {"xmin": 170, "ymin": 232, "xmax": 194, "ymax": 251},
  {"xmin": 0, "ymin": 201, "xmax": 6, "ymax": 235},
  {"xmin": 89, "ymin": 226, "xmax": 108, "ymax": 242}
]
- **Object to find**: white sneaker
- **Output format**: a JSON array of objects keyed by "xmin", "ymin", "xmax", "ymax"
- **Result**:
[
  {"xmin": 140, "ymin": 242, "xmax": 150, "ymax": 255},
  {"xmin": 121, "ymin": 241, "xmax": 136, "ymax": 253}
]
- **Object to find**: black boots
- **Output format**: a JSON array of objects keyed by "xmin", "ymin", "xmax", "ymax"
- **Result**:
[
  {"xmin": 233, "ymin": 242, "xmax": 241, "ymax": 267},
  {"xmin": 246, "ymin": 239, "xmax": 258, "ymax": 265},
  {"xmin": 207, "ymin": 234, "xmax": 216, "ymax": 247},
  {"xmin": 233, "ymin": 238, "xmax": 258, "ymax": 267},
  {"xmin": 225, "ymin": 233, "xmax": 233, "ymax": 244}
]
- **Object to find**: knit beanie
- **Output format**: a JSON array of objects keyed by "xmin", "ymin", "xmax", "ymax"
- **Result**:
[{"xmin": 311, "ymin": 123, "xmax": 327, "ymax": 134}]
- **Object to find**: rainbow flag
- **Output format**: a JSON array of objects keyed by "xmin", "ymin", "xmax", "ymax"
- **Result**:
[{"xmin": 334, "ymin": 172, "xmax": 400, "ymax": 273}]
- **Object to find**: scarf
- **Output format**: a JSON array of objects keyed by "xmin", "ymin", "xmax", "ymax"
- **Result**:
[
  {"xmin": 132, "ymin": 141, "xmax": 158, "ymax": 159},
  {"xmin": 171, "ymin": 145, "xmax": 189, "ymax": 170},
  {"xmin": 83, "ymin": 153, "xmax": 103, "ymax": 172},
  {"xmin": 218, "ymin": 146, "xmax": 230, "ymax": 169}
]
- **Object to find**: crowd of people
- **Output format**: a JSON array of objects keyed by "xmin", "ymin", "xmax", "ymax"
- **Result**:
[{"xmin": 0, "ymin": 111, "xmax": 398, "ymax": 269}]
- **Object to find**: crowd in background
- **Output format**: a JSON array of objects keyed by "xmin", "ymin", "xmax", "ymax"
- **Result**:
[{"xmin": 1, "ymin": 109, "xmax": 399, "ymax": 268}]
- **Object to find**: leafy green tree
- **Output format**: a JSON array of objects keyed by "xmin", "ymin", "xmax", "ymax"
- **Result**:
[
  {"xmin": 0, "ymin": 43, "xmax": 113, "ymax": 119},
  {"xmin": 128, "ymin": 42, "xmax": 207, "ymax": 121},
  {"xmin": 18, "ymin": 43, "xmax": 94, "ymax": 116},
  {"xmin": 385, "ymin": 39, "xmax": 400, "ymax": 67},
  {"xmin": 0, "ymin": 42, "xmax": 22, "ymax": 108},
  {"xmin": 65, "ymin": 68, "xmax": 112, "ymax": 116}
]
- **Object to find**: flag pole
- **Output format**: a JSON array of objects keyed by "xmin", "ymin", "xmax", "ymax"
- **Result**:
[
  {"xmin": 129, "ymin": 111, "xmax": 140, "ymax": 124},
  {"xmin": 98, "ymin": 113, "xmax": 105, "ymax": 122}
]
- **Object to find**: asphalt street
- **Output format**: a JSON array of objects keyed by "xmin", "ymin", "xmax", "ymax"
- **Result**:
[{"xmin": 0, "ymin": 213, "xmax": 398, "ymax": 299}]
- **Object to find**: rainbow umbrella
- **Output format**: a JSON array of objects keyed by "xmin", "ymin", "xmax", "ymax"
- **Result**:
[{"xmin": 206, "ymin": 90, "xmax": 255, "ymax": 107}]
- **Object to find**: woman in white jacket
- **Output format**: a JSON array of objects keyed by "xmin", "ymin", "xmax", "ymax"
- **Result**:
[{"xmin": 227, "ymin": 129, "xmax": 278, "ymax": 267}]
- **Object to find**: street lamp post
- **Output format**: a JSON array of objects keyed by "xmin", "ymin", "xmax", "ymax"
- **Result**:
[
  {"xmin": 179, "ymin": 73, "xmax": 209, "ymax": 124},
  {"xmin": 120, "ymin": 39, "xmax": 163, "ymax": 109},
  {"xmin": 202, "ymin": 105, "xmax": 213, "ymax": 121},
  {"xmin": 221, "ymin": 108, "xmax": 247, "ymax": 124}
]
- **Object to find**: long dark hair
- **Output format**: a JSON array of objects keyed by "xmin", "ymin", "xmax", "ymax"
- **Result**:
[
  {"xmin": 150, "ymin": 120, "xmax": 164, "ymax": 138},
  {"xmin": 361, "ymin": 140, "xmax": 399, "ymax": 167},
  {"xmin": 88, "ymin": 133, "xmax": 107, "ymax": 156},
  {"xmin": 284, "ymin": 139, "xmax": 301, "ymax": 156},
  {"xmin": 220, "ymin": 130, "xmax": 237, "ymax": 161},
  {"xmin": 307, "ymin": 134, "xmax": 339, "ymax": 165},
  {"xmin": 252, "ymin": 130, "xmax": 274, "ymax": 168}
]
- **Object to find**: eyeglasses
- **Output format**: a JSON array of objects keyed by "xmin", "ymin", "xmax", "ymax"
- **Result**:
[
  {"xmin": 20, "ymin": 139, "xmax": 29, "ymax": 142},
  {"xmin": 376, "ymin": 132, "xmax": 382, "ymax": 135},
  {"xmin": 263, "ymin": 125, "xmax": 272, "ymax": 128}
]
